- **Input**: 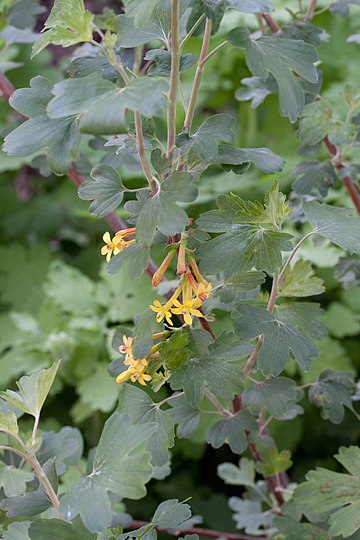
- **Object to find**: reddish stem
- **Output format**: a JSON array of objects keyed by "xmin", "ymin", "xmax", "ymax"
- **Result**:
[
  {"xmin": 129, "ymin": 522, "xmax": 266, "ymax": 540},
  {"xmin": 262, "ymin": 14, "xmax": 280, "ymax": 33},
  {"xmin": 323, "ymin": 136, "xmax": 360, "ymax": 214},
  {"xmin": 0, "ymin": 71, "xmax": 15, "ymax": 101}
]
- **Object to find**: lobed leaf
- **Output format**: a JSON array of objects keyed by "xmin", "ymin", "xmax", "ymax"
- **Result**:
[{"xmin": 228, "ymin": 27, "xmax": 318, "ymax": 121}]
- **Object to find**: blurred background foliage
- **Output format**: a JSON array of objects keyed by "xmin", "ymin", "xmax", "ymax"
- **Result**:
[{"xmin": 0, "ymin": 0, "xmax": 360, "ymax": 530}]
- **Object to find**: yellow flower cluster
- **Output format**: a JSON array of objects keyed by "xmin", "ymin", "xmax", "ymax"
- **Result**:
[
  {"xmin": 101, "ymin": 228, "xmax": 136, "ymax": 262},
  {"xmin": 150, "ymin": 245, "xmax": 212, "ymax": 327},
  {"xmin": 116, "ymin": 335, "xmax": 152, "ymax": 386}
]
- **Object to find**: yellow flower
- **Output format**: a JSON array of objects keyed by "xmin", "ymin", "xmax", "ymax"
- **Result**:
[
  {"xmin": 197, "ymin": 282, "xmax": 213, "ymax": 301},
  {"xmin": 119, "ymin": 334, "xmax": 133, "ymax": 353},
  {"xmin": 130, "ymin": 360, "xmax": 152, "ymax": 386},
  {"xmin": 171, "ymin": 298, "xmax": 203, "ymax": 326},
  {"xmin": 116, "ymin": 368, "xmax": 133, "ymax": 384},
  {"xmin": 116, "ymin": 358, "xmax": 149, "ymax": 384},
  {"xmin": 150, "ymin": 300, "xmax": 174, "ymax": 325},
  {"xmin": 101, "ymin": 232, "xmax": 125, "ymax": 263}
]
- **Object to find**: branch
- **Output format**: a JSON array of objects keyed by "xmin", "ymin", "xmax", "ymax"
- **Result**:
[
  {"xmin": 183, "ymin": 18, "xmax": 213, "ymax": 133},
  {"xmin": 0, "ymin": 70, "xmax": 15, "ymax": 100},
  {"xmin": 167, "ymin": 0, "xmax": 181, "ymax": 161},
  {"xmin": 305, "ymin": 0, "xmax": 318, "ymax": 20},
  {"xmin": 134, "ymin": 111, "xmax": 157, "ymax": 191},
  {"xmin": 261, "ymin": 14, "xmax": 280, "ymax": 33},
  {"xmin": 129, "ymin": 522, "xmax": 266, "ymax": 540},
  {"xmin": 323, "ymin": 136, "xmax": 360, "ymax": 214}
]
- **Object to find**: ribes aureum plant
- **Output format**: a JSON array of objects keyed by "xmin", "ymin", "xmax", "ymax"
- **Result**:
[{"xmin": 1, "ymin": 0, "xmax": 360, "ymax": 539}]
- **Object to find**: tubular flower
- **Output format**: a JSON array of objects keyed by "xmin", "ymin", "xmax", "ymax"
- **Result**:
[
  {"xmin": 150, "ymin": 300, "xmax": 174, "ymax": 325},
  {"xmin": 152, "ymin": 250, "xmax": 175, "ymax": 287},
  {"xmin": 176, "ymin": 237, "xmax": 187, "ymax": 275},
  {"xmin": 171, "ymin": 297, "xmax": 203, "ymax": 326},
  {"xmin": 115, "ymin": 227, "xmax": 136, "ymax": 239},
  {"xmin": 101, "ymin": 232, "xmax": 125, "ymax": 262}
]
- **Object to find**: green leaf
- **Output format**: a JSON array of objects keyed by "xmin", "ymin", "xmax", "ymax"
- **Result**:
[
  {"xmin": 243, "ymin": 377, "xmax": 298, "ymax": 419},
  {"xmin": 123, "ymin": 0, "xmax": 162, "ymax": 27},
  {"xmin": 233, "ymin": 303, "xmax": 323, "ymax": 376},
  {"xmin": 252, "ymin": 435, "xmax": 293, "ymax": 476},
  {"xmin": 31, "ymin": 0, "xmax": 94, "ymax": 57},
  {"xmin": 47, "ymin": 74, "xmax": 115, "ymax": 118},
  {"xmin": 0, "ymin": 360, "xmax": 60, "ymax": 418},
  {"xmin": 0, "ymin": 243, "xmax": 52, "ymax": 314},
  {"xmin": 170, "ymin": 332, "xmax": 251, "ymax": 407},
  {"xmin": 207, "ymin": 411, "xmax": 257, "ymax": 454},
  {"xmin": 3, "ymin": 521, "xmax": 31, "ymax": 540},
  {"xmin": 0, "ymin": 459, "xmax": 58, "ymax": 518},
  {"xmin": 78, "ymin": 164, "xmax": 125, "ymax": 218},
  {"xmin": 132, "ymin": 309, "xmax": 161, "ymax": 359},
  {"xmin": 115, "ymin": 15, "xmax": 165, "ymax": 47},
  {"xmin": 151, "ymin": 499, "xmax": 192, "ymax": 529},
  {"xmin": 145, "ymin": 49, "xmax": 197, "ymax": 76},
  {"xmin": 176, "ymin": 114, "xmax": 235, "ymax": 162},
  {"xmin": 2, "ymin": 522, "xmax": 31, "ymax": 540},
  {"xmin": 228, "ymin": 497, "xmax": 273, "ymax": 534},
  {"xmin": 29, "ymin": 519, "xmax": 96, "ymax": 540},
  {"xmin": 278, "ymin": 259, "xmax": 325, "ymax": 297},
  {"xmin": 217, "ymin": 145, "xmax": 285, "ymax": 174},
  {"xmin": 0, "ymin": 411, "xmax": 18, "ymax": 436},
  {"xmin": 60, "ymin": 412, "xmax": 155, "ymax": 532},
  {"xmin": 228, "ymin": 27, "xmax": 318, "ymax": 121},
  {"xmin": 135, "ymin": 173, "xmax": 198, "ymax": 248},
  {"xmin": 263, "ymin": 181, "xmax": 291, "ymax": 229},
  {"xmin": 47, "ymin": 74, "xmax": 168, "ymax": 133},
  {"xmin": 107, "ymin": 243, "xmax": 150, "ymax": 279},
  {"xmin": 160, "ymin": 332, "xmax": 191, "ymax": 371},
  {"xmin": 3, "ymin": 76, "xmax": 80, "ymax": 174},
  {"xmin": 309, "ymin": 369, "xmax": 356, "ymax": 423},
  {"xmin": 0, "ymin": 464, "xmax": 33, "ymax": 497},
  {"xmin": 197, "ymin": 190, "xmax": 293, "ymax": 275},
  {"xmin": 217, "ymin": 457, "xmax": 256, "ymax": 487},
  {"xmin": 228, "ymin": 0, "xmax": 274, "ymax": 12},
  {"xmin": 117, "ymin": 384, "xmax": 174, "ymax": 467},
  {"xmin": 303, "ymin": 201, "xmax": 360, "ymax": 255},
  {"xmin": 294, "ymin": 446, "xmax": 360, "ymax": 538},
  {"xmin": 271, "ymin": 516, "xmax": 331, "ymax": 539},
  {"xmin": 297, "ymin": 100, "xmax": 352, "ymax": 146},
  {"xmin": 323, "ymin": 301, "xmax": 360, "ymax": 338},
  {"xmin": 76, "ymin": 362, "xmax": 119, "ymax": 417},
  {"xmin": 198, "ymin": 226, "xmax": 293, "ymax": 276},
  {"xmin": 292, "ymin": 160, "xmax": 336, "ymax": 196},
  {"xmin": 168, "ymin": 394, "xmax": 200, "ymax": 438},
  {"xmin": 220, "ymin": 271, "xmax": 266, "ymax": 302},
  {"xmin": 44, "ymin": 261, "xmax": 98, "ymax": 317},
  {"xmin": 37, "ymin": 427, "xmax": 83, "ymax": 475}
]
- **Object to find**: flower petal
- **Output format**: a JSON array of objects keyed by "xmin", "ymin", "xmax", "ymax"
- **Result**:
[{"xmin": 103, "ymin": 231, "xmax": 111, "ymax": 243}]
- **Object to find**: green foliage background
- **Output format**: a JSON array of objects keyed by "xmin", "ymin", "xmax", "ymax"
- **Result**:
[{"xmin": 1, "ymin": 0, "xmax": 360, "ymax": 537}]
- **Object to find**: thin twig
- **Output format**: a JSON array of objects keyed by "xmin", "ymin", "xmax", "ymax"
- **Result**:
[
  {"xmin": 134, "ymin": 111, "xmax": 157, "ymax": 191},
  {"xmin": 200, "ymin": 40, "xmax": 229, "ymax": 66},
  {"xmin": 323, "ymin": 136, "xmax": 360, "ymax": 214},
  {"xmin": 305, "ymin": 0, "xmax": 318, "ymax": 20},
  {"xmin": 183, "ymin": 18, "xmax": 213, "ymax": 133},
  {"xmin": 0, "ymin": 445, "xmax": 63, "ymax": 519},
  {"xmin": 167, "ymin": 0, "xmax": 181, "ymax": 161},
  {"xmin": 262, "ymin": 14, "xmax": 280, "ymax": 33}
]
